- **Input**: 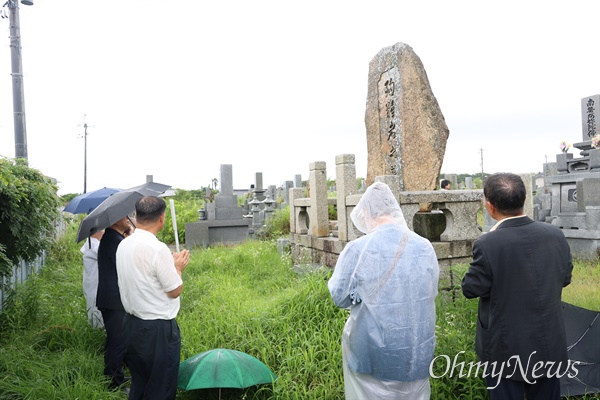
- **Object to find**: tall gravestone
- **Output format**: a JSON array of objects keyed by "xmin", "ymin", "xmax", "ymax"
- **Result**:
[
  {"xmin": 211, "ymin": 164, "xmax": 240, "ymax": 219},
  {"xmin": 185, "ymin": 164, "xmax": 250, "ymax": 247},
  {"xmin": 465, "ymin": 177, "xmax": 473, "ymax": 189},
  {"xmin": 253, "ymin": 172, "xmax": 266, "ymax": 201},
  {"xmin": 283, "ymin": 180, "xmax": 293, "ymax": 204},
  {"xmin": 444, "ymin": 174, "xmax": 458, "ymax": 190},
  {"xmin": 365, "ymin": 42, "xmax": 449, "ymax": 190}
]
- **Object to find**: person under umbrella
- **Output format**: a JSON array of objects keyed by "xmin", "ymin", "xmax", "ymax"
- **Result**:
[
  {"xmin": 81, "ymin": 230, "xmax": 105, "ymax": 329},
  {"xmin": 75, "ymin": 185, "xmax": 169, "ymax": 244},
  {"xmin": 66, "ymin": 187, "xmax": 121, "ymax": 329},
  {"xmin": 97, "ymin": 215, "xmax": 135, "ymax": 393}
]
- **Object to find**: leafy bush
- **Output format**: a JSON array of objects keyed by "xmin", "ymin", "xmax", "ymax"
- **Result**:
[
  {"xmin": 158, "ymin": 191, "xmax": 204, "ymax": 245},
  {"xmin": 0, "ymin": 157, "xmax": 61, "ymax": 288},
  {"xmin": 328, "ymin": 203, "xmax": 337, "ymax": 220}
]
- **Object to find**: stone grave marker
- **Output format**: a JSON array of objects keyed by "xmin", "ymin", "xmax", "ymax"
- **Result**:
[
  {"xmin": 365, "ymin": 42, "xmax": 449, "ymax": 190},
  {"xmin": 465, "ymin": 177, "xmax": 473, "ymax": 189},
  {"xmin": 444, "ymin": 174, "xmax": 458, "ymax": 190},
  {"xmin": 185, "ymin": 164, "xmax": 250, "ymax": 247},
  {"xmin": 581, "ymin": 94, "xmax": 600, "ymax": 141},
  {"xmin": 283, "ymin": 180, "xmax": 293, "ymax": 204}
]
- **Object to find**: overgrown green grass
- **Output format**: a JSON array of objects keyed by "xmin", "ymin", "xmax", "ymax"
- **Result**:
[
  {"xmin": 0, "ymin": 223, "xmax": 123, "ymax": 399},
  {"xmin": 0, "ymin": 221, "xmax": 598, "ymax": 399},
  {"xmin": 176, "ymin": 241, "xmax": 346, "ymax": 399},
  {"xmin": 562, "ymin": 260, "xmax": 600, "ymax": 311}
]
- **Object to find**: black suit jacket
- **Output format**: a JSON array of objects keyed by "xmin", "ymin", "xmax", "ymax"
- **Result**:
[
  {"xmin": 96, "ymin": 227, "xmax": 125, "ymax": 311},
  {"xmin": 462, "ymin": 216, "xmax": 573, "ymax": 381}
]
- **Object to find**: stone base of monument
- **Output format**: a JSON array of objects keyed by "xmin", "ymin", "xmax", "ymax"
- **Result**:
[
  {"xmin": 559, "ymin": 229, "xmax": 600, "ymax": 261},
  {"xmin": 542, "ymin": 175, "xmax": 600, "ymax": 260},
  {"xmin": 185, "ymin": 218, "xmax": 251, "ymax": 248},
  {"xmin": 566, "ymin": 238, "xmax": 600, "ymax": 260},
  {"xmin": 413, "ymin": 212, "xmax": 446, "ymax": 241}
]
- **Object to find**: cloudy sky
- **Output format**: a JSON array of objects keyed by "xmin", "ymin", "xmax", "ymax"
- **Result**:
[{"xmin": 1, "ymin": 0, "xmax": 599, "ymax": 195}]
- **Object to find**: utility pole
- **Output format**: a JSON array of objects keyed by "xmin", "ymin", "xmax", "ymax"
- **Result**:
[
  {"xmin": 479, "ymin": 146, "xmax": 485, "ymax": 181},
  {"xmin": 2, "ymin": 0, "xmax": 33, "ymax": 164},
  {"xmin": 78, "ymin": 115, "xmax": 94, "ymax": 194}
]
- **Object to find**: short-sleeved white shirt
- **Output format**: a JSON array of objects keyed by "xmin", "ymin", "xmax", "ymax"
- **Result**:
[{"xmin": 116, "ymin": 228, "xmax": 182, "ymax": 320}]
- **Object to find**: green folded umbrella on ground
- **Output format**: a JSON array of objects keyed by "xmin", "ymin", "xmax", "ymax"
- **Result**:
[{"xmin": 178, "ymin": 348, "xmax": 276, "ymax": 394}]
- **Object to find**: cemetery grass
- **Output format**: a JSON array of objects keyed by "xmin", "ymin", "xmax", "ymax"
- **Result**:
[{"xmin": 0, "ymin": 226, "xmax": 598, "ymax": 399}]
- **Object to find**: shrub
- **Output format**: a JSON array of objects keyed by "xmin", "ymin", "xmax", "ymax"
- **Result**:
[
  {"xmin": 158, "ymin": 191, "xmax": 204, "ymax": 245},
  {"xmin": 0, "ymin": 157, "xmax": 61, "ymax": 288}
]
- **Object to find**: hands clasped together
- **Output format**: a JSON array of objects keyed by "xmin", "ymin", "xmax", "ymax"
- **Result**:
[{"xmin": 173, "ymin": 249, "xmax": 191, "ymax": 273}]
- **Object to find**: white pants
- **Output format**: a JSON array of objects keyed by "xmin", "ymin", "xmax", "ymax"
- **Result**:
[
  {"xmin": 85, "ymin": 296, "xmax": 104, "ymax": 329},
  {"xmin": 342, "ymin": 341, "xmax": 431, "ymax": 400}
]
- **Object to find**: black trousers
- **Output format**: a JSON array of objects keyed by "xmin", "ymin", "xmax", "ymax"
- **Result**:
[
  {"xmin": 99, "ymin": 308, "xmax": 127, "ymax": 389},
  {"xmin": 486, "ymin": 376, "xmax": 561, "ymax": 400},
  {"xmin": 123, "ymin": 314, "xmax": 181, "ymax": 400}
]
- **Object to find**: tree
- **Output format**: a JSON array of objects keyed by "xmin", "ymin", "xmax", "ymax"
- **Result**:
[{"xmin": 0, "ymin": 157, "xmax": 61, "ymax": 286}]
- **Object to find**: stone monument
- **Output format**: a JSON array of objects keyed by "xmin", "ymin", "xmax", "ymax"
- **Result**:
[
  {"xmin": 535, "ymin": 94, "xmax": 600, "ymax": 259},
  {"xmin": 185, "ymin": 164, "xmax": 250, "ymax": 247},
  {"xmin": 364, "ymin": 42, "xmax": 449, "ymax": 190}
]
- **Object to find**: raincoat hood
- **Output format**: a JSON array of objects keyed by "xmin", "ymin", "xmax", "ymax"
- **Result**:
[{"xmin": 350, "ymin": 181, "xmax": 407, "ymax": 234}]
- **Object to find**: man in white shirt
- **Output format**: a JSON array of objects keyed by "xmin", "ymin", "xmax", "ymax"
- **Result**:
[{"xmin": 116, "ymin": 196, "xmax": 190, "ymax": 400}]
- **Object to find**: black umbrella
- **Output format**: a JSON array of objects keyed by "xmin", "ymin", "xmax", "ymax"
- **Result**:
[
  {"xmin": 126, "ymin": 182, "xmax": 171, "ymax": 197},
  {"xmin": 560, "ymin": 301, "xmax": 600, "ymax": 396},
  {"xmin": 75, "ymin": 182, "xmax": 172, "ymax": 242},
  {"xmin": 75, "ymin": 190, "xmax": 143, "ymax": 243}
]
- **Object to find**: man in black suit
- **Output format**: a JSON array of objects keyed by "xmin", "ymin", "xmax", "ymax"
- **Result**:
[
  {"xmin": 462, "ymin": 172, "xmax": 573, "ymax": 400},
  {"xmin": 97, "ymin": 215, "xmax": 134, "ymax": 391}
]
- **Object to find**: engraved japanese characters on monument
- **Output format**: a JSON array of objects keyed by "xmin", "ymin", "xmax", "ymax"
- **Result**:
[
  {"xmin": 365, "ymin": 42, "xmax": 449, "ymax": 190},
  {"xmin": 582, "ymin": 94, "xmax": 599, "ymax": 141},
  {"xmin": 378, "ymin": 67, "xmax": 402, "ymax": 177}
]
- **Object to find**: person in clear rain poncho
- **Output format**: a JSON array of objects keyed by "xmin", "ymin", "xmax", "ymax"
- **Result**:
[{"xmin": 328, "ymin": 182, "xmax": 439, "ymax": 400}]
